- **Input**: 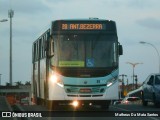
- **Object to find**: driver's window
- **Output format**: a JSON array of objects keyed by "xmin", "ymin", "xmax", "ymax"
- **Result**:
[
  {"xmin": 148, "ymin": 75, "xmax": 154, "ymax": 85},
  {"xmin": 155, "ymin": 76, "xmax": 160, "ymax": 85}
]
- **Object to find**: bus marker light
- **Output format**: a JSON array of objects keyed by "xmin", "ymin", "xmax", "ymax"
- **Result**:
[{"xmin": 89, "ymin": 103, "xmax": 92, "ymax": 106}]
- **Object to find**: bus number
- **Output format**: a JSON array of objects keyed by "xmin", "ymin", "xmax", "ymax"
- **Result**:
[{"xmin": 62, "ymin": 24, "xmax": 68, "ymax": 30}]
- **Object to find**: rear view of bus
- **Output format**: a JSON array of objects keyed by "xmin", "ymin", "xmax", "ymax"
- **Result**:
[{"xmin": 32, "ymin": 18, "xmax": 123, "ymax": 110}]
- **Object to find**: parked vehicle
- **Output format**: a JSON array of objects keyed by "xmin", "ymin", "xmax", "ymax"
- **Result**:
[
  {"xmin": 121, "ymin": 97, "xmax": 141, "ymax": 105},
  {"xmin": 113, "ymin": 99, "xmax": 122, "ymax": 105},
  {"xmin": 141, "ymin": 73, "xmax": 160, "ymax": 107}
]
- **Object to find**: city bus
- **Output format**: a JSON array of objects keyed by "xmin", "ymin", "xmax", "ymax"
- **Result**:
[{"xmin": 31, "ymin": 18, "xmax": 123, "ymax": 110}]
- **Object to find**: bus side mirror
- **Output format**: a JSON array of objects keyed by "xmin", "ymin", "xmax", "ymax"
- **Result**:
[
  {"xmin": 119, "ymin": 45, "xmax": 123, "ymax": 55},
  {"xmin": 47, "ymin": 38, "xmax": 54, "ymax": 58}
]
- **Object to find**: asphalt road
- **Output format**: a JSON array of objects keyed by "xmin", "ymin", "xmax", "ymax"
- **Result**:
[{"xmin": 16, "ymin": 103, "xmax": 160, "ymax": 120}]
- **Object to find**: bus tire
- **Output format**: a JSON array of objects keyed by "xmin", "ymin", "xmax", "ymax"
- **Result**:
[
  {"xmin": 100, "ymin": 104, "xmax": 109, "ymax": 110},
  {"xmin": 100, "ymin": 100, "xmax": 110, "ymax": 111}
]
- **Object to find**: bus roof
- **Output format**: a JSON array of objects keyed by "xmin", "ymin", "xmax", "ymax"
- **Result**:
[{"xmin": 52, "ymin": 18, "xmax": 115, "ymax": 23}]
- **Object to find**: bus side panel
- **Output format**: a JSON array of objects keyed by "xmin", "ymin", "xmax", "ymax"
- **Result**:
[
  {"xmin": 32, "ymin": 58, "xmax": 48, "ymax": 106},
  {"xmin": 105, "ymin": 81, "xmax": 119, "ymax": 99},
  {"xmin": 39, "ymin": 58, "xmax": 46, "ymax": 102},
  {"xmin": 32, "ymin": 62, "xmax": 39, "ymax": 104}
]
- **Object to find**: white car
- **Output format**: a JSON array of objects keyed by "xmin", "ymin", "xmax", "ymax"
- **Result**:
[{"xmin": 121, "ymin": 97, "xmax": 141, "ymax": 105}]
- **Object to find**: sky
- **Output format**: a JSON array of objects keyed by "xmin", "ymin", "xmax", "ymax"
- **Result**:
[{"xmin": 0, "ymin": 0, "xmax": 160, "ymax": 86}]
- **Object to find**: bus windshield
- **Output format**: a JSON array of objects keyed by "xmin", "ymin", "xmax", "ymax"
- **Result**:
[{"xmin": 52, "ymin": 34, "xmax": 118, "ymax": 68}]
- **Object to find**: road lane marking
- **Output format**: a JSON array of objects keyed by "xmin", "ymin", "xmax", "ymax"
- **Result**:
[{"xmin": 110, "ymin": 106, "xmax": 131, "ymax": 111}]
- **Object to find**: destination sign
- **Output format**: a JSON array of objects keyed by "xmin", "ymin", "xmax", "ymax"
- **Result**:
[{"xmin": 61, "ymin": 23, "xmax": 106, "ymax": 30}]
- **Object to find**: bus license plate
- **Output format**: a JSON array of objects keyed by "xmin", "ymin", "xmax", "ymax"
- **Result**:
[{"xmin": 80, "ymin": 88, "xmax": 91, "ymax": 93}]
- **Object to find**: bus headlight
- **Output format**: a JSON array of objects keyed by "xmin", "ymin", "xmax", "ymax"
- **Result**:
[
  {"xmin": 106, "ymin": 77, "xmax": 117, "ymax": 87},
  {"xmin": 50, "ymin": 74, "xmax": 58, "ymax": 83},
  {"xmin": 50, "ymin": 74, "xmax": 64, "ymax": 87},
  {"xmin": 72, "ymin": 100, "xmax": 79, "ymax": 107}
]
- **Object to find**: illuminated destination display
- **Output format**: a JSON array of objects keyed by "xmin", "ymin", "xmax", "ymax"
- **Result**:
[{"xmin": 61, "ymin": 23, "xmax": 106, "ymax": 30}]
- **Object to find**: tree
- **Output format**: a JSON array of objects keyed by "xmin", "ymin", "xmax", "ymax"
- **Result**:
[
  {"xmin": 25, "ymin": 81, "xmax": 31, "ymax": 85},
  {"xmin": 15, "ymin": 81, "xmax": 23, "ymax": 86},
  {"xmin": 6, "ymin": 82, "xmax": 11, "ymax": 86}
]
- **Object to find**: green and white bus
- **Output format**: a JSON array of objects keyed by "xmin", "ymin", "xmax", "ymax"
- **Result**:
[{"xmin": 31, "ymin": 18, "xmax": 123, "ymax": 110}]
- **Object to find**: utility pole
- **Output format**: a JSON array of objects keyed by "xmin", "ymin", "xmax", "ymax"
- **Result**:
[
  {"xmin": 0, "ymin": 74, "xmax": 1, "ymax": 86},
  {"xmin": 119, "ymin": 74, "xmax": 127, "ymax": 98},
  {"xmin": 134, "ymin": 75, "xmax": 138, "ymax": 89},
  {"xmin": 8, "ymin": 9, "xmax": 14, "ymax": 86},
  {"xmin": 126, "ymin": 78, "xmax": 128, "ymax": 92}
]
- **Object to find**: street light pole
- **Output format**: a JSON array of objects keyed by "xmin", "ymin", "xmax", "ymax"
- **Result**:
[
  {"xmin": 126, "ymin": 62, "xmax": 143, "ymax": 90},
  {"xmin": 140, "ymin": 41, "xmax": 160, "ymax": 73},
  {"xmin": 0, "ymin": 74, "xmax": 1, "ymax": 86},
  {"xmin": 134, "ymin": 75, "xmax": 138, "ymax": 89},
  {"xmin": 0, "ymin": 19, "xmax": 7, "ymax": 87},
  {"xmin": 8, "ymin": 9, "xmax": 14, "ymax": 86}
]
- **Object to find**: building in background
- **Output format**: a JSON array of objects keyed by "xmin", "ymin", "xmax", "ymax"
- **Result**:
[{"xmin": 0, "ymin": 85, "xmax": 31, "ymax": 105}]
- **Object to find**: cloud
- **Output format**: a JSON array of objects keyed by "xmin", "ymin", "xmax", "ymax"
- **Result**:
[
  {"xmin": 136, "ymin": 18, "xmax": 160, "ymax": 30},
  {"xmin": 0, "ymin": 0, "xmax": 51, "ymax": 18},
  {"xmin": 1, "ymin": 0, "xmax": 160, "ymax": 85},
  {"xmin": 127, "ymin": 0, "xmax": 151, "ymax": 8}
]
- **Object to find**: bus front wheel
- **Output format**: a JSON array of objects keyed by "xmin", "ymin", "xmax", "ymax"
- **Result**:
[{"xmin": 100, "ymin": 100, "xmax": 110, "ymax": 111}]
